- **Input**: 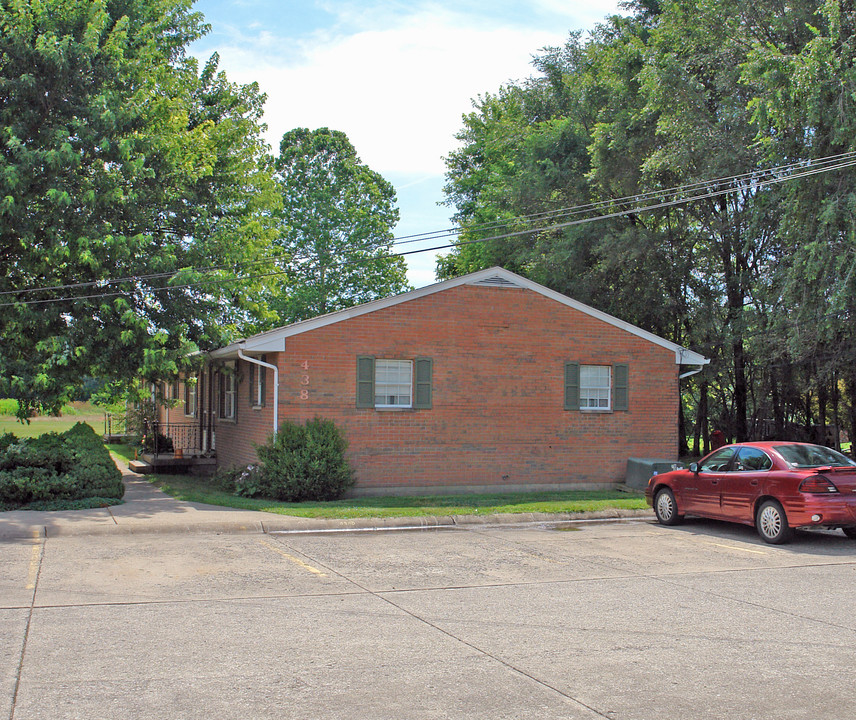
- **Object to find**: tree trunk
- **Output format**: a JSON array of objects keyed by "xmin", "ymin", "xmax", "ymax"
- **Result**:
[
  {"xmin": 832, "ymin": 375, "xmax": 841, "ymax": 451},
  {"xmin": 771, "ymin": 368, "xmax": 784, "ymax": 439},
  {"xmin": 694, "ymin": 380, "xmax": 709, "ymax": 456},
  {"xmin": 817, "ymin": 379, "xmax": 828, "ymax": 447},
  {"xmin": 847, "ymin": 372, "xmax": 856, "ymax": 457},
  {"xmin": 804, "ymin": 391, "xmax": 813, "ymax": 441}
]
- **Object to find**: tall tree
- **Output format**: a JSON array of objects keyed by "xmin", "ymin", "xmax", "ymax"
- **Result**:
[
  {"xmin": 271, "ymin": 128, "xmax": 408, "ymax": 323},
  {"xmin": 0, "ymin": 0, "xmax": 279, "ymax": 418},
  {"xmin": 440, "ymin": 0, "xmax": 856, "ymax": 447},
  {"xmin": 743, "ymin": 0, "xmax": 856, "ymax": 442}
]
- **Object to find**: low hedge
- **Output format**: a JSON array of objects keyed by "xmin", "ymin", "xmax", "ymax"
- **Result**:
[{"xmin": 0, "ymin": 423, "xmax": 124, "ymax": 507}]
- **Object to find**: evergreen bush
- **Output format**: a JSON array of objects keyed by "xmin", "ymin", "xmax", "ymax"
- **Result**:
[
  {"xmin": 0, "ymin": 423, "xmax": 123, "ymax": 506},
  {"xmin": 251, "ymin": 418, "xmax": 354, "ymax": 502}
]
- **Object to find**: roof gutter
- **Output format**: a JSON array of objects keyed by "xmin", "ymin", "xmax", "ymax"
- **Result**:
[
  {"xmin": 677, "ymin": 349, "xmax": 710, "ymax": 380},
  {"xmin": 237, "ymin": 348, "xmax": 279, "ymax": 436}
]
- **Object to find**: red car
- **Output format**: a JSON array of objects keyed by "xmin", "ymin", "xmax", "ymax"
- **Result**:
[{"xmin": 646, "ymin": 442, "xmax": 856, "ymax": 544}]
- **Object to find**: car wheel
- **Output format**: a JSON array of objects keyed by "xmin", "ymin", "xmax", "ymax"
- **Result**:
[
  {"xmin": 843, "ymin": 527, "xmax": 856, "ymax": 540},
  {"xmin": 654, "ymin": 488, "xmax": 683, "ymax": 526},
  {"xmin": 756, "ymin": 499, "xmax": 792, "ymax": 544}
]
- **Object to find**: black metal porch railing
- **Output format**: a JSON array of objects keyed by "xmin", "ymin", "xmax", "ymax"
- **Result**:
[{"xmin": 143, "ymin": 420, "xmax": 203, "ymax": 459}]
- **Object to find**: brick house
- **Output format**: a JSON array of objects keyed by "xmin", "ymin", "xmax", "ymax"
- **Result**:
[{"xmin": 158, "ymin": 267, "xmax": 708, "ymax": 495}]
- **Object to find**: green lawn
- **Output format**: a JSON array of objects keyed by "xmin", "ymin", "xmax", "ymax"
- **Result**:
[
  {"xmin": 138, "ymin": 469, "xmax": 648, "ymax": 520},
  {"xmin": 107, "ymin": 444, "xmax": 647, "ymax": 519},
  {"xmin": 0, "ymin": 414, "xmax": 105, "ymax": 438},
  {"xmin": 0, "ymin": 400, "xmax": 110, "ymax": 438}
]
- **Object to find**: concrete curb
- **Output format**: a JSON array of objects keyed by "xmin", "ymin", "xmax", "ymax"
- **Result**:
[
  {"xmin": 0, "ymin": 458, "xmax": 655, "ymax": 539},
  {"xmin": 0, "ymin": 508, "xmax": 655, "ymax": 540}
]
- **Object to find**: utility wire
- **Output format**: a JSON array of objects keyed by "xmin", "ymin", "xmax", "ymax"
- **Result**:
[
  {"xmin": 391, "ymin": 150, "xmax": 856, "ymax": 243},
  {"xmin": 6, "ymin": 150, "xmax": 856, "ymax": 299},
  {"xmin": 2, "ymin": 152, "xmax": 856, "ymax": 308},
  {"xmin": 3, "ymin": 151, "xmax": 854, "ymax": 299}
]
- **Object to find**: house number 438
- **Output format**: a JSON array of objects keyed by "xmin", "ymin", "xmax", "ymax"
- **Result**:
[{"xmin": 299, "ymin": 360, "xmax": 310, "ymax": 400}]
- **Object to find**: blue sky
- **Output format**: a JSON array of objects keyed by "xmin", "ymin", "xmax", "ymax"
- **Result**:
[{"xmin": 190, "ymin": 0, "xmax": 623, "ymax": 287}]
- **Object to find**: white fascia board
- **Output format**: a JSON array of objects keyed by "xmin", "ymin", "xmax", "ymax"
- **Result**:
[{"xmin": 212, "ymin": 267, "xmax": 709, "ymax": 366}]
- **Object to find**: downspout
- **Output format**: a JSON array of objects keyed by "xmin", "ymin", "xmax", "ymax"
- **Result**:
[
  {"xmin": 679, "ymin": 365, "xmax": 706, "ymax": 380},
  {"xmin": 677, "ymin": 349, "xmax": 709, "ymax": 380},
  {"xmin": 238, "ymin": 348, "xmax": 279, "ymax": 436}
]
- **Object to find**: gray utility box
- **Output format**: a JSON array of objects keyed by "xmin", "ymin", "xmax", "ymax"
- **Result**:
[{"xmin": 625, "ymin": 458, "xmax": 685, "ymax": 491}]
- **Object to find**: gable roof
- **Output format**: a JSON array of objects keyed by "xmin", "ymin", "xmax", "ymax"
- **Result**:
[{"xmin": 210, "ymin": 267, "xmax": 709, "ymax": 366}]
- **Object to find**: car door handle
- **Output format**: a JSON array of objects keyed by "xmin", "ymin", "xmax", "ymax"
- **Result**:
[
  {"xmin": 711, "ymin": 479, "xmax": 719, "ymax": 485},
  {"xmin": 750, "ymin": 480, "xmax": 759, "ymax": 486}
]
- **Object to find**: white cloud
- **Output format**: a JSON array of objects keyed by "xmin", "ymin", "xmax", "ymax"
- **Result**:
[
  {"xmin": 205, "ymin": 8, "xmax": 567, "ymax": 175},
  {"xmin": 196, "ymin": 1, "xmax": 621, "ymax": 285}
]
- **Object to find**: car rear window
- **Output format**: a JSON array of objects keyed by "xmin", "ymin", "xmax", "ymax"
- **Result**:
[{"xmin": 774, "ymin": 444, "xmax": 856, "ymax": 469}]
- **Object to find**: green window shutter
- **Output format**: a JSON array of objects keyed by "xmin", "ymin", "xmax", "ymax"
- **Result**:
[
  {"xmin": 413, "ymin": 357, "xmax": 433, "ymax": 409},
  {"xmin": 564, "ymin": 362, "xmax": 580, "ymax": 411},
  {"xmin": 248, "ymin": 363, "xmax": 255, "ymax": 406},
  {"xmin": 356, "ymin": 356, "xmax": 375, "ymax": 408},
  {"xmin": 613, "ymin": 363, "xmax": 629, "ymax": 411}
]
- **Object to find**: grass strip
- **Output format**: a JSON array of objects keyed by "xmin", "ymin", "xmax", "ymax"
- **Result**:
[{"xmin": 145, "ymin": 471, "xmax": 647, "ymax": 519}]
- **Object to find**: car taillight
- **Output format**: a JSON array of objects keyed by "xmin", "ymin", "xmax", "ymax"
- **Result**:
[{"xmin": 799, "ymin": 475, "xmax": 839, "ymax": 493}]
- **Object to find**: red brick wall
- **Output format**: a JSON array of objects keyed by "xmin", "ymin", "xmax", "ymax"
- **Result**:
[{"xmin": 214, "ymin": 284, "xmax": 680, "ymax": 493}]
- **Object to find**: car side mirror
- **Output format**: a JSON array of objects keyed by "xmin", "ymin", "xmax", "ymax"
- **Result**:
[{"xmin": 690, "ymin": 462, "xmax": 699, "ymax": 474}]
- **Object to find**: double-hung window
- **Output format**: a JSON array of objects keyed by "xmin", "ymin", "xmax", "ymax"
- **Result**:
[
  {"xmin": 218, "ymin": 364, "xmax": 236, "ymax": 420},
  {"xmin": 356, "ymin": 356, "xmax": 433, "ymax": 410},
  {"xmin": 580, "ymin": 365, "xmax": 611, "ymax": 409},
  {"xmin": 375, "ymin": 360, "xmax": 413, "ymax": 408},
  {"xmin": 564, "ymin": 362, "xmax": 629, "ymax": 412},
  {"xmin": 248, "ymin": 355, "xmax": 267, "ymax": 408},
  {"xmin": 184, "ymin": 377, "xmax": 197, "ymax": 417}
]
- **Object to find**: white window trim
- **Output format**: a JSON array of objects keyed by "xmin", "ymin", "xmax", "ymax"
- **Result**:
[
  {"xmin": 253, "ymin": 358, "xmax": 266, "ymax": 408},
  {"xmin": 219, "ymin": 364, "xmax": 237, "ymax": 421},
  {"xmin": 580, "ymin": 364, "xmax": 611, "ymax": 411},
  {"xmin": 184, "ymin": 378, "xmax": 197, "ymax": 418},
  {"xmin": 375, "ymin": 359, "xmax": 413, "ymax": 409}
]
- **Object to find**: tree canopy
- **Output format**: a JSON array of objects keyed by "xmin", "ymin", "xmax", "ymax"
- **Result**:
[
  {"xmin": 0, "ymin": 0, "xmax": 279, "ymax": 418},
  {"xmin": 441, "ymin": 0, "xmax": 856, "ymax": 451},
  {"xmin": 271, "ymin": 127, "xmax": 409, "ymax": 323}
]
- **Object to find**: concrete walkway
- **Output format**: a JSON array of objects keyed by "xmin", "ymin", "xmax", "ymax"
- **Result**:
[{"xmin": 0, "ymin": 461, "xmax": 653, "ymax": 540}]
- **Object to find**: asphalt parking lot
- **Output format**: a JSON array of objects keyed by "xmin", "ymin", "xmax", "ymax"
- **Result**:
[{"xmin": 2, "ymin": 518, "xmax": 855, "ymax": 719}]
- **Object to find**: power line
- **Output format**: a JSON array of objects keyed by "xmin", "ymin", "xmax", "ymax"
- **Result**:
[
  {"xmin": 2, "ymin": 152, "xmax": 855, "ymax": 308},
  {"xmin": 3, "ymin": 151, "xmax": 854, "ymax": 299}
]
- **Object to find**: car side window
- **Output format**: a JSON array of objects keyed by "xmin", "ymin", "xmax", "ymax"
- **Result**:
[
  {"xmin": 735, "ymin": 447, "xmax": 773, "ymax": 472},
  {"xmin": 699, "ymin": 447, "xmax": 737, "ymax": 473}
]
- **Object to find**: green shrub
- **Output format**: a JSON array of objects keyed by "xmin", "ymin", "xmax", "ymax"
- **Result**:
[
  {"xmin": 252, "ymin": 417, "xmax": 354, "ymax": 502},
  {"xmin": 231, "ymin": 464, "xmax": 266, "ymax": 498},
  {"xmin": 0, "ymin": 467, "xmax": 69, "ymax": 504},
  {"xmin": 0, "ymin": 432, "xmax": 17, "ymax": 455},
  {"xmin": 1, "ymin": 433, "xmax": 71, "ymax": 472},
  {"xmin": 0, "ymin": 423, "xmax": 123, "ymax": 506},
  {"xmin": 142, "ymin": 431, "xmax": 173, "ymax": 454},
  {"xmin": 209, "ymin": 465, "xmax": 249, "ymax": 493}
]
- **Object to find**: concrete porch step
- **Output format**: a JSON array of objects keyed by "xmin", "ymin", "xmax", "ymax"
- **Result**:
[{"xmin": 128, "ymin": 459, "xmax": 153, "ymax": 474}]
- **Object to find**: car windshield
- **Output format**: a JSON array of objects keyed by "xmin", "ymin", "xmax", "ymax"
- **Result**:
[{"xmin": 774, "ymin": 444, "xmax": 856, "ymax": 469}]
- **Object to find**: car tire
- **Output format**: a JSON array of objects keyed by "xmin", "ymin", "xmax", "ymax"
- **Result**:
[
  {"xmin": 654, "ymin": 487, "xmax": 683, "ymax": 526},
  {"xmin": 756, "ymin": 499, "xmax": 792, "ymax": 544},
  {"xmin": 843, "ymin": 527, "xmax": 856, "ymax": 539}
]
